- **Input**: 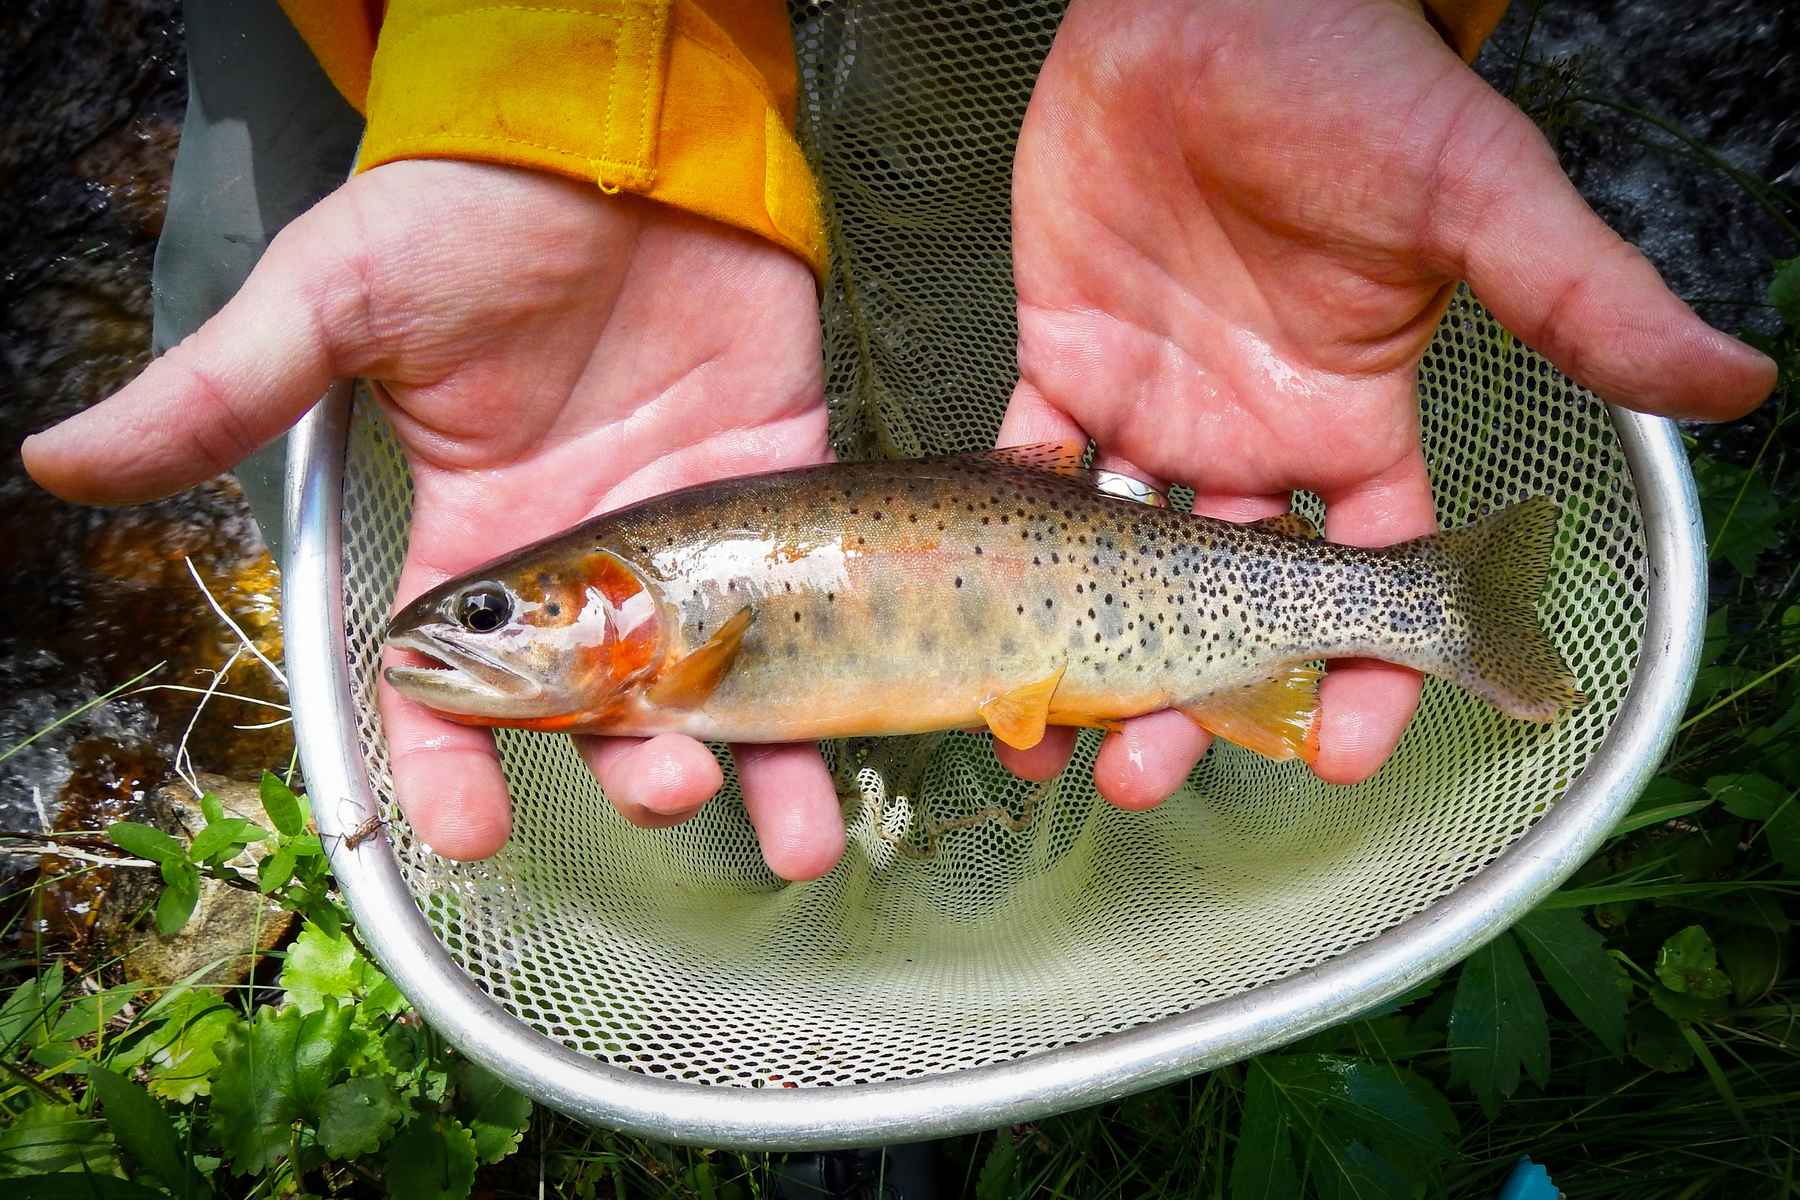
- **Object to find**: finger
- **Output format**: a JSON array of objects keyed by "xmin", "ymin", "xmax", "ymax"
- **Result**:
[
  {"xmin": 378, "ymin": 544, "xmax": 518, "ymax": 859},
  {"xmin": 378, "ymin": 673, "xmax": 513, "ymax": 862},
  {"xmin": 992, "ymin": 726, "xmax": 1078, "ymax": 781},
  {"xmin": 1310, "ymin": 447, "xmax": 1437, "ymax": 786},
  {"xmin": 733, "ymin": 743, "xmax": 845, "ymax": 882},
  {"xmin": 996, "ymin": 378, "xmax": 1088, "ymax": 450},
  {"xmin": 1188, "ymin": 493, "xmax": 1293, "ymax": 523},
  {"xmin": 1439, "ymin": 94, "xmax": 1774, "ymax": 420},
  {"xmin": 1093, "ymin": 710, "xmax": 1213, "ymax": 810},
  {"xmin": 21, "ymin": 194, "xmax": 375, "ymax": 503},
  {"xmin": 576, "ymin": 733, "xmax": 725, "ymax": 828}
]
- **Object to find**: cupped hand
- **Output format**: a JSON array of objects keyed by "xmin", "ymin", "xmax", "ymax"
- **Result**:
[
  {"xmin": 1000, "ymin": 0, "xmax": 1775, "ymax": 805},
  {"xmin": 23, "ymin": 161, "xmax": 846, "ymax": 880}
]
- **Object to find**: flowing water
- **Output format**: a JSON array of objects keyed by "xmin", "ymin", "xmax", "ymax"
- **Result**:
[{"xmin": 1, "ymin": 0, "xmax": 288, "ymax": 946}]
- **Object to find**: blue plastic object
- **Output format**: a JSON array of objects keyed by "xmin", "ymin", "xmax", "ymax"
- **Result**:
[{"xmin": 1498, "ymin": 1156, "xmax": 1561, "ymax": 1200}]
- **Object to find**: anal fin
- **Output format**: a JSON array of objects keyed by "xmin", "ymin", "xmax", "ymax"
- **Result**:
[
  {"xmin": 646, "ymin": 607, "xmax": 754, "ymax": 708},
  {"xmin": 979, "ymin": 663, "xmax": 1068, "ymax": 750},
  {"xmin": 1181, "ymin": 664, "xmax": 1323, "ymax": 764}
]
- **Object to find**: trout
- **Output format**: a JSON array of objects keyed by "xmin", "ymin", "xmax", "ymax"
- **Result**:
[{"xmin": 384, "ymin": 444, "xmax": 1584, "ymax": 762}]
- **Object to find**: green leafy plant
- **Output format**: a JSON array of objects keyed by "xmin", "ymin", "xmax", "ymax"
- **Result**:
[
  {"xmin": 103, "ymin": 772, "xmax": 341, "ymax": 938},
  {"xmin": 2, "ymin": 770, "xmax": 532, "ymax": 1196}
]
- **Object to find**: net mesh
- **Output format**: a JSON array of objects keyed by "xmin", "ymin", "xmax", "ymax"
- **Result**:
[{"xmin": 335, "ymin": 1, "xmax": 1645, "ymax": 1090}]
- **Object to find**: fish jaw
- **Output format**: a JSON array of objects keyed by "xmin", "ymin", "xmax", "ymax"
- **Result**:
[{"xmin": 384, "ymin": 626, "xmax": 556, "ymax": 720}]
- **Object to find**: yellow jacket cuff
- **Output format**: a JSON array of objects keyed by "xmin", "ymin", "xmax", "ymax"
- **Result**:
[
  {"xmin": 1422, "ymin": 0, "xmax": 1511, "ymax": 62},
  {"xmin": 277, "ymin": 0, "xmax": 827, "ymax": 282}
]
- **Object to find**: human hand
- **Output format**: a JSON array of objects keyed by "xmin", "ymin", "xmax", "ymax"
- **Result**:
[
  {"xmin": 23, "ymin": 161, "xmax": 847, "ymax": 880},
  {"xmin": 1000, "ymin": 0, "xmax": 1775, "ymax": 805}
]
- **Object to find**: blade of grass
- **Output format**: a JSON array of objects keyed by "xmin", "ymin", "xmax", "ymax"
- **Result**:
[
  {"xmin": 0, "ymin": 661, "xmax": 165, "ymax": 768},
  {"xmin": 1680, "ymin": 1024, "xmax": 1747, "ymax": 1127}
]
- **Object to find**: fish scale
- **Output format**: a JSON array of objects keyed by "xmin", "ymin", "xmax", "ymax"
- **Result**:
[{"xmin": 384, "ymin": 446, "xmax": 1584, "ymax": 760}]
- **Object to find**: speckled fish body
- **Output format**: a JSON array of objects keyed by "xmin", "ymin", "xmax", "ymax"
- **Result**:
[{"xmin": 384, "ymin": 446, "xmax": 1583, "ymax": 760}]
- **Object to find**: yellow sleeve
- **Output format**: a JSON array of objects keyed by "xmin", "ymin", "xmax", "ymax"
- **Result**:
[
  {"xmin": 1421, "ymin": 0, "xmax": 1511, "ymax": 62},
  {"xmin": 275, "ymin": 0, "xmax": 826, "ymax": 281}
]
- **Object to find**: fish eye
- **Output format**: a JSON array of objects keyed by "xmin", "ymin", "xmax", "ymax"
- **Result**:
[{"xmin": 455, "ymin": 584, "xmax": 512, "ymax": 633}]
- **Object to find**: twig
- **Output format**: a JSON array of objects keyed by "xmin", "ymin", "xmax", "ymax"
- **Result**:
[
  {"xmin": 0, "ymin": 832, "xmax": 266, "ymax": 894},
  {"xmin": 129, "ymin": 683, "xmax": 291, "ymax": 712},
  {"xmin": 2, "ymin": 842, "xmax": 157, "ymax": 870},
  {"xmin": 173, "ymin": 646, "xmax": 245, "ymax": 798},
  {"xmin": 232, "ymin": 718, "xmax": 295, "ymax": 731},
  {"xmin": 184, "ymin": 556, "xmax": 287, "ymax": 688}
]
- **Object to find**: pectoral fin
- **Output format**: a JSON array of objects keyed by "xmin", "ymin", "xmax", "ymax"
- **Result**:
[
  {"xmin": 1180, "ymin": 665, "xmax": 1323, "ymax": 763},
  {"xmin": 646, "ymin": 608, "xmax": 754, "ymax": 708},
  {"xmin": 1248, "ymin": 512, "xmax": 1321, "ymax": 539},
  {"xmin": 979, "ymin": 663, "xmax": 1068, "ymax": 750}
]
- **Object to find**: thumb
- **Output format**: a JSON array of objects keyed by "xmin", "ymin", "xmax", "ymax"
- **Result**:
[
  {"xmin": 22, "ymin": 194, "xmax": 375, "ymax": 504},
  {"xmin": 1439, "ymin": 93, "xmax": 1776, "ymax": 421}
]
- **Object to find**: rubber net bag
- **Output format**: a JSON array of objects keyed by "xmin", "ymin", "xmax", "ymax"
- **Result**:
[{"xmin": 335, "ymin": 0, "xmax": 1645, "ymax": 1087}]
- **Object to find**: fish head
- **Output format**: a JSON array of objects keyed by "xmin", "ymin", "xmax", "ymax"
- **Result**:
[{"xmin": 383, "ymin": 547, "xmax": 665, "ymax": 726}]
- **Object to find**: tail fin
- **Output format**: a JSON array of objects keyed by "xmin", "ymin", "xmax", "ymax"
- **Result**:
[{"xmin": 1429, "ymin": 497, "xmax": 1586, "ymax": 722}]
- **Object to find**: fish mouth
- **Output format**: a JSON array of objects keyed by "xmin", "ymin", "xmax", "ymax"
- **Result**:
[{"xmin": 383, "ymin": 627, "xmax": 544, "ymax": 709}]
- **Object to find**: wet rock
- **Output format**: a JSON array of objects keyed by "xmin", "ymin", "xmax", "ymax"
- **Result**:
[
  {"xmin": 113, "ymin": 774, "xmax": 295, "ymax": 989},
  {"xmin": 1475, "ymin": 2, "xmax": 1799, "ymax": 341},
  {"xmin": 21, "ymin": 737, "xmax": 170, "ymax": 952}
]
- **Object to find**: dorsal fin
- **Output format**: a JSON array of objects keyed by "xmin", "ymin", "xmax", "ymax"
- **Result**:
[
  {"xmin": 978, "ymin": 663, "xmax": 1067, "ymax": 750},
  {"xmin": 646, "ymin": 608, "xmax": 754, "ymax": 708},
  {"xmin": 1248, "ymin": 512, "xmax": 1321, "ymax": 540},
  {"xmin": 1180, "ymin": 664, "xmax": 1322, "ymax": 763},
  {"xmin": 969, "ymin": 440, "xmax": 1088, "ymax": 478}
]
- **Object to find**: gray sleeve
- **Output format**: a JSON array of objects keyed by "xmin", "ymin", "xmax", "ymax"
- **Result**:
[{"xmin": 152, "ymin": 0, "xmax": 363, "ymax": 560}]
